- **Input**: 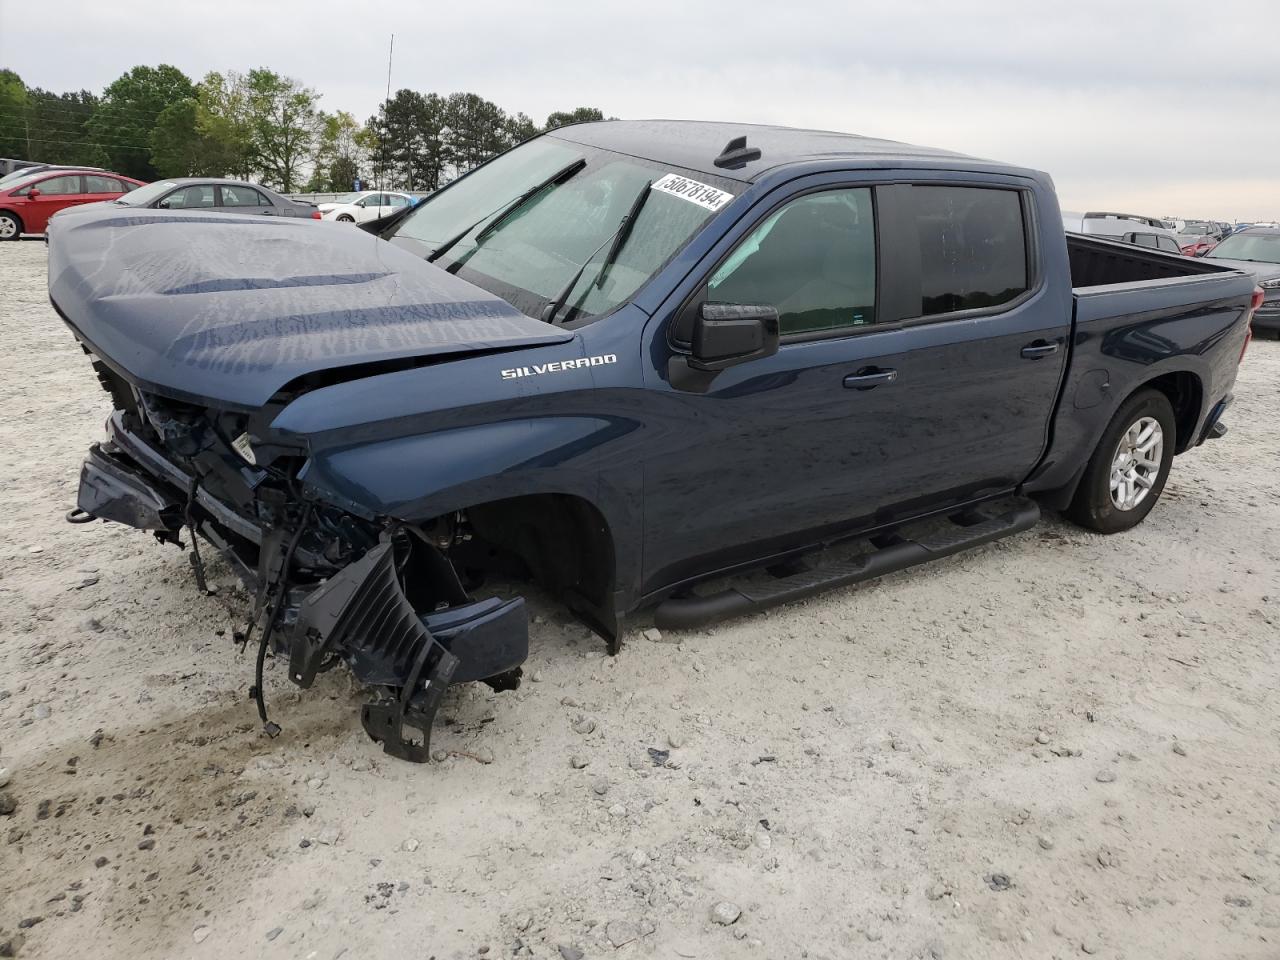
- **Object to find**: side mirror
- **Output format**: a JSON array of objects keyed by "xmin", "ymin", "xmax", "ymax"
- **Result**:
[
  {"xmin": 26, "ymin": 187, "xmax": 40, "ymax": 199},
  {"xmin": 690, "ymin": 302, "xmax": 779, "ymax": 371}
]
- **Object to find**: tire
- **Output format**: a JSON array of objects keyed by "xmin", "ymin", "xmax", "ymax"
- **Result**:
[
  {"xmin": 0, "ymin": 211, "xmax": 21, "ymax": 241},
  {"xmin": 336, "ymin": 214, "xmax": 354, "ymax": 223},
  {"xmin": 1067, "ymin": 388, "xmax": 1176, "ymax": 534}
]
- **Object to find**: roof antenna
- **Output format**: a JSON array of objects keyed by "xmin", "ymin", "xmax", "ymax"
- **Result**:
[{"xmin": 714, "ymin": 135, "xmax": 762, "ymax": 169}]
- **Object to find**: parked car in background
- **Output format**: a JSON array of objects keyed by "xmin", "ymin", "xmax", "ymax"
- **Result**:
[
  {"xmin": 0, "ymin": 169, "xmax": 143, "ymax": 239},
  {"xmin": 0, "ymin": 163, "xmax": 107, "ymax": 189},
  {"xmin": 1232, "ymin": 223, "xmax": 1255, "ymax": 234},
  {"xmin": 1203, "ymin": 227, "xmax": 1280, "ymax": 337},
  {"xmin": 318, "ymin": 190, "xmax": 413, "ymax": 223},
  {"xmin": 1177, "ymin": 222, "xmax": 1220, "ymax": 257},
  {"xmin": 108, "ymin": 178, "xmax": 321, "ymax": 218},
  {"xmin": 1122, "ymin": 231, "xmax": 1184, "ymax": 255},
  {"xmin": 1061, "ymin": 211, "xmax": 1180, "ymax": 245}
]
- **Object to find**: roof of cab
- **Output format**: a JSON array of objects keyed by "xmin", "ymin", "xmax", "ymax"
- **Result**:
[{"xmin": 546, "ymin": 119, "xmax": 1023, "ymax": 183}]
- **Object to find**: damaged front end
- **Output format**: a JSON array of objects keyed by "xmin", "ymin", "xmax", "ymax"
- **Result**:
[{"xmin": 71, "ymin": 365, "xmax": 528, "ymax": 762}]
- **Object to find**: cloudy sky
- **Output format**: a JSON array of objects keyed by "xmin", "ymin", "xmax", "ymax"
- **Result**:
[{"xmin": 2, "ymin": 0, "xmax": 1276, "ymax": 219}]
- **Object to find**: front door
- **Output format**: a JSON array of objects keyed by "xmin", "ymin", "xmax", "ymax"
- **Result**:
[
  {"xmin": 357, "ymin": 193, "xmax": 387, "ymax": 222},
  {"xmin": 641, "ymin": 178, "xmax": 1069, "ymax": 592},
  {"xmin": 22, "ymin": 174, "xmax": 88, "ymax": 232}
]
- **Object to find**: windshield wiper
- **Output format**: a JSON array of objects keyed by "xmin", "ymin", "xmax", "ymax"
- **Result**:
[
  {"xmin": 540, "ymin": 179, "xmax": 653, "ymax": 324},
  {"xmin": 593, "ymin": 179, "xmax": 651, "ymax": 290},
  {"xmin": 425, "ymin": 157, "xmax": 586, "ymax": 265}
]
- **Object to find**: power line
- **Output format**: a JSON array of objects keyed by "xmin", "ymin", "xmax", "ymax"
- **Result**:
[{"xmin": 4, "ymin": 100, "xmax": 179, "ymax": 124}]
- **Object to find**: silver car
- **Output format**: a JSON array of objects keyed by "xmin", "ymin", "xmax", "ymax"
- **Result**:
[{"xmin": 110, "ymin": 178, "xmax": 320, "ymax": 218}]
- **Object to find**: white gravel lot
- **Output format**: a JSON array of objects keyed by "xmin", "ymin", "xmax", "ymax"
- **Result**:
[{"xmin": 1, "ymin": 237, "xmax": 1278, "ymax": 960}]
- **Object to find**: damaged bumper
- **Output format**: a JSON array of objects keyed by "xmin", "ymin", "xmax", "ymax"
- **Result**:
[{"xmin": 72, "ymin": 412, "xmax": 529, "ymax": 762}]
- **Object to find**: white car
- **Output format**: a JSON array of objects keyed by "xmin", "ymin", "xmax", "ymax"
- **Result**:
[{"xmin": 317, "ymin": 191, "xmax": 413, "ymax": 224}]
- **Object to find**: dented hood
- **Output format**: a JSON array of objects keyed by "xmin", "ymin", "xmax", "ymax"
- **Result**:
[{"xmin": 47, "ymin": 207, "xmax": 572, "ymax": 409}]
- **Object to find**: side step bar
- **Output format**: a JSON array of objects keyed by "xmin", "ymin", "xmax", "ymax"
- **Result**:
[{"xmin": 652, "ymin": 497, "xmax": 1041, "ymax": 631}]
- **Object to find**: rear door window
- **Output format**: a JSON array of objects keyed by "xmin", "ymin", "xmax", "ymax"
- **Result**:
[
  {"xmin": 220, "ymin": 185, "xmax": 268, "ymax": 207},
  {"xmin": 707, "ymin": 188, "xmax": 876, "ymax": 337},
  {"xmin": 906, "ymin": 186, "xmax": 1029, "ymax": 317},
  {"xmin": 85, "ymin": 175, "xmax": 125, "ymax": 193}
]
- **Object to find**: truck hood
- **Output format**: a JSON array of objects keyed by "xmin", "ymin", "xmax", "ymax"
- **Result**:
[{"xmin": 47, "ymin": 207, "xmax": 572, "ymax": 410}]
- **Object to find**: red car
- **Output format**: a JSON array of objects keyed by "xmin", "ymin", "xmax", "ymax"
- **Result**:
[{"xmin": 0, "ymin": 170, "xmax": 145, "ymax": 239}]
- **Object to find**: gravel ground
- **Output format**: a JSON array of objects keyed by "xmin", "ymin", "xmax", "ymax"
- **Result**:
[{"xmin": 1, "ymin": 237, "xmax": 1278, "ymax": 960}]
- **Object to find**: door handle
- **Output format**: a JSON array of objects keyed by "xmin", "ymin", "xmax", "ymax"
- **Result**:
[
  {"xmin": 843, "ymin": 367, "xmax": 898, "ymax": 390},
  {"xmin": 1020, "ymin": 340, "xmax": 1060, "ymax": 360}
]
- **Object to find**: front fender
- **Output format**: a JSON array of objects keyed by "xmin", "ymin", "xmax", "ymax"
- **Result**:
[{"xmin": 297, "ymin": 416, "xmax": 642, "ymax": 605}]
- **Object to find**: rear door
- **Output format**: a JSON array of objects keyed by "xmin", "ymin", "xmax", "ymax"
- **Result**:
[
  {"xmin": 219, "ymin": 184, "xmax": 274, "ymax": 216},
  {"xmin": 642, "ymin": 174, "xmax": 1070, "ymax": 588},
  {"xmin": 83, "ymin": 174, "xmax": 132, "ymax": 205}
]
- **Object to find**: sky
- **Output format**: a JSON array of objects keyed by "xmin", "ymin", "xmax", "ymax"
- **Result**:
[{"xmin": 1, "ymin": 0, "xmax": 1276, "ymax": 220}]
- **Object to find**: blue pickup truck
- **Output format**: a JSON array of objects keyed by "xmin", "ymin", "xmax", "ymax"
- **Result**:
[{"xmin": 49, "ymin": 121, "xmax": 1260, "ymax": 760}]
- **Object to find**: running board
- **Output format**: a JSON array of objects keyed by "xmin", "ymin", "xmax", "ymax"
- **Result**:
[{"xmin": 652, "ymin": 497, "xmax": 1041, "ymax": 631}]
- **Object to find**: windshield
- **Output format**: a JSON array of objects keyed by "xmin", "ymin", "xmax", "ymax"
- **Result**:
[
  {"xmin": 0, "ymin": 167, "xmax": 46, "ymax": 187},
  {"xmin": 114, "ymin": 180, "xmax": 178, "ymax": 206},
  {"xmin": 1206, "ymin": 233, "xmax": 1280, "ymax": 264},
  {"xmin": 2, "ymin": 170, "xmax": 52, "ymax": 192},
  {"xmin": 388, "ymin": 137, "xmax": 737, "ymax": 323},
  {"xmin": 1180, "ymin": 224, "xmax": 1209, "ymax": 235},
  {"xmin": 329, "ymin": 192, "xmax": 363, "ymax": 204}
]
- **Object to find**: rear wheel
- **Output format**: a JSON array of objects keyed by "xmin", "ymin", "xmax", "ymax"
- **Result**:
[
  {"xmin": 0, "ymin": 212, "xmax": 21, "ymax": 240},
  {"xmin": 1067, "ymin": 388, "xmax": 1175, "ymax": 534}
]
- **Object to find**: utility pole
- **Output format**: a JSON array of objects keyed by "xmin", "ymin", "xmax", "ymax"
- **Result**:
[{"xmin": 377, "ymin": 33, "xmax": 394, "ymax": 191}]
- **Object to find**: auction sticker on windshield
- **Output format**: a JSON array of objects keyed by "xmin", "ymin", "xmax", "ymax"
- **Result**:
[{"xmin": 651, "ymin": 173, "xmax": 734, "ymax": 212}]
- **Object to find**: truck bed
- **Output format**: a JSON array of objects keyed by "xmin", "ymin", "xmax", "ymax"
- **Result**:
[{"xmin": 1067, "ymin": 232, "xmax": 1229, "ymax": 288}]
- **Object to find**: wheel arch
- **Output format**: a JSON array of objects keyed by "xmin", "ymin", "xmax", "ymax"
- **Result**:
[
  {"xmin": 1030, "ymin": 365, "xmax": 1204, "ymax": 512},
  {"xmin": 0, "ymin": 207, "xmax": 24, "ymax": 235},
  {"xmin": 457, "ymin": 492, "xmax": 621, "ymax": 648},
  {"xmin": 1138, "ymin": 369, "xmax": 1203, "ymax": 454}
]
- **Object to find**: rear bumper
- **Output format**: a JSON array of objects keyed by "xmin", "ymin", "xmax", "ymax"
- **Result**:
[
  {"xmin": 1252, "ymin": 300, "xmax": 1280, "ymax": 332},
  {"xmin": 72, "ymin": 412, "xmax": 529, "ymax": 761}
]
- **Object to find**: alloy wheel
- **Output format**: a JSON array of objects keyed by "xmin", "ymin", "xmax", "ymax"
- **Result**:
[{"xmin": 1109, "ymin": 416, "xmax": 1163, "ymax": 510}]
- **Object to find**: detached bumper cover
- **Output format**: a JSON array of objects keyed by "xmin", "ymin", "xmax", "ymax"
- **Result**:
[
  {"xmin": 78, "ymin": 442, "xmax": 184, "ymax": 531},
  {"xmin": 72, "ymin": 418, "xmax": 529, "ymax": 762},
  {"xmin": 289, "ymin": 541, "xmax": 527, "ymax": 761}
]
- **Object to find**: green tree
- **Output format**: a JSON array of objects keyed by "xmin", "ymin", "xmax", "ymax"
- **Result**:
[
  {"xmin": 443, "ymin": 92, "xmax": 510, "ymax": 178},
  {"xmin": 312, "ymin": 110, "xmax": 369, "ymax": 191},
  {"xmin": 242, "ymin": 68, "xmax": 322, "ymax": 192},
  {"xmin": 0, "ymin": 69, "xmax": 30, "ymax": 160},
  {"xmin": 503, "ymin": 112, "xmax": 539, "ymax": 147},
  {"xmin": 87, "ymin": 65, "xmax": 194, "ymax": 179},
  {"xmin": 544, "ymin": 107, "xmax": 606, "ymax": 131},
  {"xmin": 369, "ymin": 90, "xmax": 450, "ymax": 191},
  {"xmin": 27, "ymin": 89, "xmax": 106, "ymax": 167},
  {"xmin": 195, "ymin": 72, "xmax": 254, "ymax": 180}
]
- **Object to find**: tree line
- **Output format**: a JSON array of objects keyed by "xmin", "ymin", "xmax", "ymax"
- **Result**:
[{"xmin": 0, "ymin": 65, "xmax": 609, "ymax": 193}]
